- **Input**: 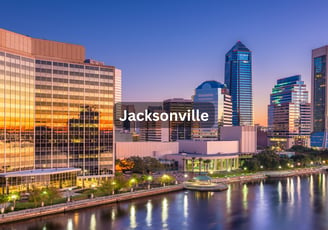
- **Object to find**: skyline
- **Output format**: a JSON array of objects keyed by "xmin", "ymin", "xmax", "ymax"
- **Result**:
[{"xmin": 3, "ymin": 1, "xmax": 328, "ymax": 125}]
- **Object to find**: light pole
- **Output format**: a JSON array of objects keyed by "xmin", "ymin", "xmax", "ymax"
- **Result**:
[
  {"xmin": 91, "ymin": 184, "xmax": 96, "ymax": 198},
  {"xmin": 41, "ymin": 191, "xmax": 47, "ymax": 207},
  {"xmin": 111, "ymin": 181, "xmax": 116, "ymax": 195},
  {"xmin": 130, "ymin": 178, "xmax": 136, "ymax": 192},
  {"xmin": 147, "ymin": 176, "xmax": 153, "ymax": 189},
  {"xmin": 11, "ymin": 194, "xmax": 18, "ymax": 210}
]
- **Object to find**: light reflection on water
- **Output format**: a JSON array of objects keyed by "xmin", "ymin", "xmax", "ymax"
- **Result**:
[{"xmin": 3, "ymin": 173, "xmax": 328, "ymax": 230}]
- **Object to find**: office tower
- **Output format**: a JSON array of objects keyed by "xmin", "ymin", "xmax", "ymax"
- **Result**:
[
  {"xmin": 192, "ymin": 80, "xmax": 232, "ymax": 140},
  {"xmin": 0, "ymin": 29, "xmax": 118, "ymax": 178},
  {"xmin": 139, "ymin": 105, "xmax": 169, "ymax": 142},
  {"xmin": 163, "ymin": 98, "xmax": 192, "ymax": 141},
  {"xmin": 268, "ymin": 75, "xmax": 311, "ymax": 149},
  {"xmin": 311, "ymin": 46, "xmax": 328, "ymax": 147},
  {"xmin": 225, "ymin": 41, "xmax": 253, "ymax": 126}
]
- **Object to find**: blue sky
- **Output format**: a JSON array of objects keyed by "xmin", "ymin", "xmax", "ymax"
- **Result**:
[{"xmin": 1, "ymin": 0, "xmax": 328, "ymax": 125}]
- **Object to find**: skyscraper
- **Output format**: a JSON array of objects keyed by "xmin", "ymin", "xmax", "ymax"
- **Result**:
[
  {"xmin": 225, "ymin": 41, "xmax": 253, "ymax": 126},
  {"xmin": 311, "ymin": 46, "xmax": 328, "ymax": 148},
  {"xmin": 163, "ymin": 98, "xmax": 192, "ymax": 141},
  {"xmin": 268, "ymin": 75, "xmax": 311, "ymax": 149},
  {"xmin": 0, "ymin": 29, "xmax": 118, "ymax": 183},
  {"xmin": 192, "ymin": 80, "xmax": 232, "ymax": 140}
]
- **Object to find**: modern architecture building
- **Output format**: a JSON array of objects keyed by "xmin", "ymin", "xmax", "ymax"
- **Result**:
[
  {"xmin": 311, "ymin": 46, "xmax": 328, "ymax": 148},
  {"xmin": 225, "ymin": 41, "xmax": 253, "ymax": 126},
  {"xmin": 0, "ymin": 28, "xmax": 119, "ymax": 193},
  {"xmin": 220, "ymin": 126, "xmax": 257, "ymax": 154},
  {"xmin": 268, "ymin": 75, "xmax": 311, "ymax": 149},
  {"xmin": 192, "ymin": 80, "xmax": 232, "ymax": 140},
  {"xmin": 163, "ymin": 98, "xmax": 192, "ymax": 141}
]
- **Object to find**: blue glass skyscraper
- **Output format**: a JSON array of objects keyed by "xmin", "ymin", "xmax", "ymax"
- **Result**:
[{"xmin": 225, "ymin": 41, "xmax": 253, "ymax": 126}]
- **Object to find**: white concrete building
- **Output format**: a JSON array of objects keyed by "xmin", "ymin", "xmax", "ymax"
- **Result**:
[
  {"xmin": 220, "ymin": 126, "xmax": 257, "ymax": 153},
  {"xmin": 116, "ymin": 142, "xmax": 178, "ymax": 159},
  {"xmin": 178, "ymin": 140, "xmax": 239, "ymax": 154}
]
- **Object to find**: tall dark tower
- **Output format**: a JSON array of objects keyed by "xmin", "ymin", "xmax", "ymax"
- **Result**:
[{"xmin": 225, "ymin": 41, "xmax": 253, "ymax": 126}]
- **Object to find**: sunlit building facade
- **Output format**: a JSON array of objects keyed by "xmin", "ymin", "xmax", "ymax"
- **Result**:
[
  {"xmin": 0, "ymin": 28, "xmax": 118, "ymax": 193},
  {"xmin": 225, "ymin": 41, "xmax": 253, "ymax": 126},
  {"xmin": 192, "ymin": 81, "xmax": 232, "ymax": 140},
  {"xmin": 268, "ymin": 75, "xmax": 311, "ymax": 149}
]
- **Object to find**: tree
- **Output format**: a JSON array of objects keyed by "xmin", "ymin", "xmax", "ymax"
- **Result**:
[
  {"xmin": 0, "ymin": 194, "xmax": 8, "ymax": 212},
  {"xmin": 8, "ymin": 192, "xmax": 20, "ymax": 209},
  {"xmin": 191, "ymin": 157, "xmax": 196, "ymax": 176},
  {"xmin": 198, "ymin": 158, "xmax": 203, "ymax": 175},
  {"xmin": 203, "ymin": 159, "xmax": 211, "ymax": 172},
  {"xmin": 29, "ymin": 185, "xmax": 42, "ymax": 207},
  {"xmin": 97, "ymin": 179, "xmax": 116, "ymax": 196},
  {"xmin": 45, "ymin": 187, "xmax": 61, "ymax": 205}
]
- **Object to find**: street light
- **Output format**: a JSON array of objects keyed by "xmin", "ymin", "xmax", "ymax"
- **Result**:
[
  {"xmin": 147, "ymin": 176, "xmax": 153, "ymax": 190},
  {"xmin": 41, "ymin": 191, "xmax": 47, "ymax": 207},
  {"xmin": 278, "ymin": 166, "xmax": 282, "ymax": 169},
  {"xmin": 11, "ymin": 194, "xmax": 18, "ymax": 210},
  {"xmin": 91, "ymin": 184, "xmax": 96, "ymax": 198},
  {"xmin": 260, "ymin": 165, "xmax": 263, "ymax": 169},
  {"xmin": 130, "ymin": 178, "xmax": 137, "ymax": 192},
  {"xmin": 111, "ymin": 181, "xmax": 116, "ymax": 195}
]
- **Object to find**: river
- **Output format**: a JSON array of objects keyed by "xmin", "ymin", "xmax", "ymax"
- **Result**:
[{"xmin": 2, "ymin": 173, "xmax": 328, "ymax": 230}]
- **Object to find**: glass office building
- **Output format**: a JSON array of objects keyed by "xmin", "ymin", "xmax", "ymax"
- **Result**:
[
  {"xmin": 35, "ymin": 59, "xmax": 115, "ymax": 176},
  {"xmin": 192, "ymin": 81, "xmax": 232, "ymax": 140},
  {"xmin": 163, "ymin": 98, "xmax": 192, "ymax": 141},
  {"xmin": 311, "ymin": 46, "xmax": 328, "ymax": 148},
  {"xmin": 0, "ymin": 28, "xmax": 118, "ymax": 192},
  {"xmin": 225, "ymin": 41, "xmax": 253, "ymax": 126},
  {"xmin": 268, "ymin": 75, "xmax": 311, "ymax": 149}
]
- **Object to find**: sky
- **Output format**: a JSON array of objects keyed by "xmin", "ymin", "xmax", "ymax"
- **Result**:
[{"xmin": 1, "ymin": 0, "xmax": 328, "ymax": 125}]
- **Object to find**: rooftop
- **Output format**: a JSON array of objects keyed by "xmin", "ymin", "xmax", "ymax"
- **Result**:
[{"xmin": 0, "ymin": 168, "xmax": 81, "ymax": 178}]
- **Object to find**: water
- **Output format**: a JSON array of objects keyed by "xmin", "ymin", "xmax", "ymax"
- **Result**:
[{"xmin": 2, "ymin": 173, "xmax": 328, "ymax": 230}]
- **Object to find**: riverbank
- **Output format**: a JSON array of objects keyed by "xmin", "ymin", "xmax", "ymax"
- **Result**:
[
  {"xmin": 264, "ymin": 167, "xmax": 324, "ymax": 178},
  {"xmin": 1, "ymin": 167, "xmax": 325, "ymax": 224},
  {"xmin": 0, "ymin": 184, "xmax": 183, "ymax": 224}
]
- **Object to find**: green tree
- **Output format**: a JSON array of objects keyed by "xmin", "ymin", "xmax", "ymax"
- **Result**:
[
  {"xmin": 45, "ymin": 187, "xmax": 61, "ymax": 205},
  {"xmin": 29, "ymin": 185, "xmax": 41, "ymax": 207},
  {"xmin": 0, "ymin": 194, "xmax": 8, "ymax": 212}
]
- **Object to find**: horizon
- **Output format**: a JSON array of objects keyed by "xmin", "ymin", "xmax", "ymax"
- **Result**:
[{"xmin": 2, "ymin": 0, "xmax": 328, "ymax": 126}]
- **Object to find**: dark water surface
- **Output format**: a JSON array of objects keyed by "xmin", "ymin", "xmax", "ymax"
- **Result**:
[{"xmin": 2, "ymin": 173, "xmax": 328, "ymax": 230}]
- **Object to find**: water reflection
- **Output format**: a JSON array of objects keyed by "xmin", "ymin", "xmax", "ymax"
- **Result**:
[
  {"xmin": 162, "ymin": 198, "xmax": 168, "ymax": 229},
  {"xmin": 146, "ymin": 200, "xmax": 152, "ymax": 227},
  {"xmin": 3, "ymin": 173, "xmax": 328, "ymax": 230},
  {"xmin": 130, "ymin": 204, "xmax": 137, "ymax": 229},
  {"xmin": 242, "ymin": 183, "xmax": 248, "ymax": 210}
]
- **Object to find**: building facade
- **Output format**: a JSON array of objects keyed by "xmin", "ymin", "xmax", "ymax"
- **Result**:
[
  {"xmin": 311, "ymin": 46, "xmax": 328, "ymax": 148},
  {"xmin": 0, "ymin": 28, "xmax": 117, "ymax": 187},
  {"xmin": 163, "ymin": 98, "xmax": 192, "ymax": 141},
  {"xmin": 268, "ymin": 75, "xmax": 311, "ymax": 149},
  {"xmin": 192, "ymin": 80, "xmax": 232, "ymax": 140},
  {"xmin": 225, "ymin": 41, "xmax": 253, "ymax": 126}
]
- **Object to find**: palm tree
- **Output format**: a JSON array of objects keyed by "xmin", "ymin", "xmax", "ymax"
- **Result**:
[
  {"xmin": 198, "ymin": 158, "xmax": 203, "ymax": 175},
  {"xmin": 204, "ymin": 159, "xmax": 211, "ymax": 172}
]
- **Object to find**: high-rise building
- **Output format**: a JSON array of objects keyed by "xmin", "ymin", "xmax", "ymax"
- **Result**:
[
  {"xmin": 0, "ymin": 29, "xmax": 118, "ymax": 182},
  {"xmin": 311, "ymin": 46, "xmax": 328, "ymax": 148},
  {"xmin": 225, "ymin": 41, "xmax": 253, "ymax": 126},
  {"xmin": 163, "ymin": 98, "xmax": 192, "ymax": 141},
  {"xmin": 268, "ymin": 75, "xmax": 311, "ymax": 149},
  {"xmin": 192, "ymin": 80, "xmax": 232, "ymax": 140}
]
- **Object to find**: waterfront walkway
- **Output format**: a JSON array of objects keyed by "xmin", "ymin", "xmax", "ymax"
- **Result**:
[{"xmin": 0, "ymin": 184, "xmax": 183, "ymax": 224}]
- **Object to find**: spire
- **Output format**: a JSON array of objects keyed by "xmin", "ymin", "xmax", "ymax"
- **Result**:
[{"xmin": 227, "ymin": 41, "xmax": 250, "ymax": 53}]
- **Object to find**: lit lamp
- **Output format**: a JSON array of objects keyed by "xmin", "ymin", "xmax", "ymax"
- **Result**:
[
  {"xmin": 41, "ymin": 191, "xmax": 47, "ymax": 207},
  {"xmin": 111, "ymin": 181, "xmax": 116, "ymax": 195},
  {"xmin": 91, "ymin": 184, "xmax": 96, "ymax": 198},
  {"xmin": 130, "ymin": 178, "xmax": 136, "ymax": 192},
  {"xmin": 147, "ymin": 176, "xmax": 153, "ymax": 190},
  {"xmin": 11, "ymin": 194, "xmax": 18, "ymax": 210}
]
